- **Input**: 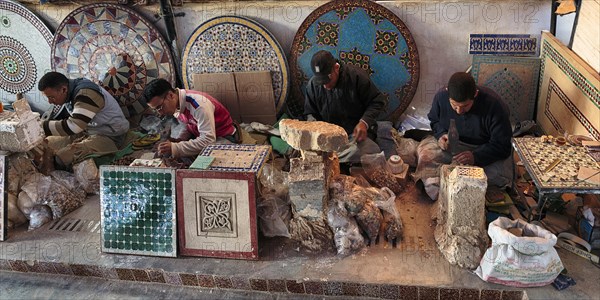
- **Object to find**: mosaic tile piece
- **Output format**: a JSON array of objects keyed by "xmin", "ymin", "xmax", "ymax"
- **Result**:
[
  {"xmin": 469, "ymin": 34, "xmax": 537, "ymax": 56},
  {"xmin": 176, "ymin": 170, "xmax": 258, "ymax": 260},
  {"xmin": 471, "ymin": 55, "xmax": 541, "ymax": 124},
  {"xmin": 537, "ymin": 32, "xmax": 600, "ymax": 140},
  {"xmin": 100, "ymin": 166, "xmax": 176, "ymax": 257},
  {"xmin": 0, "ymin": 154, "xmax": 5, "ymax": 241},
  {"xmin": 52, "ymin": 3, "xmax": 176, "ymax": 111},
  {"xmin": 339, "ymin": 47, "xmax": 374, "ymax": 75},
  {"xmin": 0, "ymin": 0, "xmax": 53, "ymax": 113},
  {"xmin": 290, "ymin": 0, "xmax": 420, "ymax": 121},
  {"xmin": 198, "ymin": 144, "xmax": 271, "ymax": 173},
  {"xmin": 181, "ymin": 16, "xmax": 289, "ymax": 114},
  {"xmin": 513, "ymin": 137, "xmax": 600, "ymax": 190}
]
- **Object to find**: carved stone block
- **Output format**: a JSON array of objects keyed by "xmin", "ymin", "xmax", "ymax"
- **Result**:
[{"xmin": 280, "ymin": 119, "xmax": 348, "ymax": 152}]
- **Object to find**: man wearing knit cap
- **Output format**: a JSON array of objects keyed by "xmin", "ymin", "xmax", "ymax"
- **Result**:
[{"xmin": 304, "ymin": 50, "xmax": 388, "ymax": 163}]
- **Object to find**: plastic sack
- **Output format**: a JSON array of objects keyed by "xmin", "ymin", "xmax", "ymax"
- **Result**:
[
  {"xmin": 361, "ymin": 152, "xmax": 402, "ymax": 194},
  {"xmin": 28, "ymin": 205, "xmax": 53, "ymax": 231},
  {"xmin": 20, "ymin": 173, "xmax": 84, "ymax": 221},
  {"xmin": 327, "ymin": 200, "xmax": 365, "ymax": 256},
  {"xmin": 257, "ymin": 193, "xmax": 291, "ymax": 238},
  {"xmin": 72, "ymin": 159, "xmax": 99, "ymax": 195},
  {"xmin": 355, "ymin": 200, "xmax": 382, "ymax": 246},
  {"xmin": 394, "ymin": 137, "xmax": 419, "ymax": 168},
  {"xmin": 373, "ymin": 187, "xmax": 403, "ymax": 246},
  {"xmin": 475, "ymin": 217, "xmax": 564, "ymax": 287}
]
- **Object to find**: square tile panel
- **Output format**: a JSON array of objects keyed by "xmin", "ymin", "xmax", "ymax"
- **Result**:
[
  {"xmin": 100, "ymin": 166, "xmax": 177, "ymax": 257},
  {"xmin": 198, "ymin": 144, "xmax": 271, "ymax": 173},
  {"xmin": 0, "ymin": 154, "xmax": 6, "ymax": 241},
  {"xmin": 176, "ymin": 170, "xmax": 258, "ymax": 260}
]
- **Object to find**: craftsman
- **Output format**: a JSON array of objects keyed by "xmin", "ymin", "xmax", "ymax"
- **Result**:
[
  {"xmin": 143, "ymin": 78, "xmax": 239, "ymax": 158},
  {"xmin": 38, "ymin": 72, "xmax": 130, "ymax": 169},
  {"xmin": 415, "ymin": 72, "xmax": 514, "ymax": 200},
  {"xmin": 304, "ymin": 50, "xmax": 388, "ymax": 163}
]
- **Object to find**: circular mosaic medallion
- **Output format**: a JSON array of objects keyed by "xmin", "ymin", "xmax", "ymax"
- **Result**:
[
  {"xmin": 290, "ymin": 0, "xmax": 420, "ymax": 121},
  {"xmin": 182, "ymin": 16, "xmax": 289, "ymax": 113},
  {"xmin": 0, "ymin": 36, "xmax": 36, "ymax": 94},
  {"xmin": 52, "ymin": 3, "xmax": 176, "ymax": 107},
  {"xmin": 0, "ymin": 0, "xmax": 53, "ymax": 113}
]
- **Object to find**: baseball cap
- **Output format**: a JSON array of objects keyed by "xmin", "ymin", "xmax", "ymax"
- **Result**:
[{"xmin": 310, "ymin": 50, "xmax": 336, "ymax": 85}]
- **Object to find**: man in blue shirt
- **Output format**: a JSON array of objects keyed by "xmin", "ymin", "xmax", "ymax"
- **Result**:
[{"xmin": 415, "ymin": 72, "xmax": 514, "ymax": 200}]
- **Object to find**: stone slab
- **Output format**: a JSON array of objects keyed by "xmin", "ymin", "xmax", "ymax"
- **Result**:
[{"xmin": 279, "ymin": 119, "xmax": 348, "ymax": 152}]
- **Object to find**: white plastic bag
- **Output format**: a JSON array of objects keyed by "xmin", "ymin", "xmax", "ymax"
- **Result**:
[{"xmin": 475, "ymin": 217, "xmax": 564, "ymax": 287}]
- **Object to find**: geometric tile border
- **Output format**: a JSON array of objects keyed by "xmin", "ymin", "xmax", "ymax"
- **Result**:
[
  {"xmin": 0, "ymin": 258, "xmax": 526, "ymax": 299},
  {"xmin": 469, "ymin": 34, "xmax": 537, "ymax": 56}
]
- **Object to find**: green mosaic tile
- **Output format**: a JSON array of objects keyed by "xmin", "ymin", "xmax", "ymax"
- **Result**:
[{"xmin": 100, "ymin": 166, "xmax": 176, "ymax": 257}]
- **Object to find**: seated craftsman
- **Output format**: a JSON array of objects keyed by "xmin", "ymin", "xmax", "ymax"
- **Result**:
[
  {"xmin": 142, "ymin": 78, "xmax": 239, "ymax": 158},
  {"xmin": 304, "ymin": 50, "xmax": 387, "ymax": 164},
  {"xmin": 414, "ymin": 72, "xmax": 514, "ymax": 200},
  {"xmin": 38, "ymin": 72, "xmax": 129, "ymax": 169}
]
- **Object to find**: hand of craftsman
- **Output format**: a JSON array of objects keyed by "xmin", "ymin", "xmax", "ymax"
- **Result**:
[
  {"xmin": 453, "ymin": 151, "xmax": 474, "ymax": 165},
  {"xmin": 157, "ymin": 140, "xmax": 173, "ymax": 157},
  {"xmin": 352, "ymin": 120, "xmax": 368, "ymax": 142},
  {"xmin": 437, "ymin": 134, "xmax": 449, "ymax": 150}
]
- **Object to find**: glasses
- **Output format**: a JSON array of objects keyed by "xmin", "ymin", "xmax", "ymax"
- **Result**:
[{"xmin": 150, "ymin": 93, "xmax": 168, "ymax": 112}]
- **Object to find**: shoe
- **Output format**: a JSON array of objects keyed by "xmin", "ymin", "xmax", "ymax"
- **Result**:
[{"xmin": 513, "ymin": 120, "xmax": 536, "ymax": 137}]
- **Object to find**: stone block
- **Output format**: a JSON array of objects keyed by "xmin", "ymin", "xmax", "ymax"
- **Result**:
[
  {"xmin": 280, "ymin": 119, "xmax": 348, "ymax": 152},
  {"xmin": 434, "ymin": 165, "xmax": 488, "ymax": 269},
  {"xmin": 0, "ymin": 108, "xmax": 44, "ymax": 153}
]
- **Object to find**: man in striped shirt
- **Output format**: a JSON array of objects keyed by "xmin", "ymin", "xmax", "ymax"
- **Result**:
[
  {"xmin": 38, "ymin": 72, "xmax": 130, "ymax": 169},
  {"xmin": 143, "ymin": 78, "xmax": 237, "ymax": 158}
]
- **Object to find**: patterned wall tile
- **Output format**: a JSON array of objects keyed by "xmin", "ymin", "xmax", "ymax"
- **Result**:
[
  {"xmin": 471, "ymin": 55, "xmax": 541, "ymax": 124},
  {"xmin": 0, "ymin": 154, "xmax": 6, "ymax": 241},
  {"xmin": 199, "ymin": 144, "xmax": 271, "ymax": 173},
  {"xmin": 340, "ymin": 48, "xmax": 374, "ymax": 75},
  {"xmin": 100, "ymin": 166, "xmax": 177, "ymax": 257},
  {"xmin": 176, "ymin": 170, "xmax": 258, "ymax": 260},
  {"xmin": 469, "ymin": 34, "xmax": 537, "ymax": 56}
]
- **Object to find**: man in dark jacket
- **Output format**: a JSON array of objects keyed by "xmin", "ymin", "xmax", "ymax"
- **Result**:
[
  {"xmin": 304, "ymin": 50, "xmax": 388, "ymax": 163},
  {"xmin": 415, "ymin": 72, "xmax": 514, "ymax": 200}
]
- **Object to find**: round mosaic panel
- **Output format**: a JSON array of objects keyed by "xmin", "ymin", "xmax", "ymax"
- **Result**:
[
  {"xmin": 290, "ymin": 0, "xmax": 420, "ymax": 121},
  {"xmin": 182, "ymin": 16, "xmax": 289, "ymax": 113},
  {"xmin": 52, "ymin": 3, "xmax": 176, "ymax": 107},
  {"xmin": 0, "ymin": 0, "xmax": 53, "ymax": 113}
]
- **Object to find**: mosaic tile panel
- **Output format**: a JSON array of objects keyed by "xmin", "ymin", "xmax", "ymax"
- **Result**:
[
  {"xmin": 0, "ymin": 0, "xmax": 53, "ymax": 114},
  {"xmin": 316, "ymin": 22, "xmax": 339, "ymax": 47},
  {"xmin": 181, "ymin": 16, "xmax": 289, "ymax": 114},
  {"xmin": 339, "ymin": 48, "xmax": 374, "ymax": 75},
  {"xmin": 289, "ymin": 0, "xmax": 420, "ymax": 121},
  {"xmin": 471, "ymin": 55, "xmax": 541, "ymax": 124},
  {"xmin": 513, "ymin": 137, "xmax": 600, "ymax": 190},
  {"xmin": 176, "ymin": 170, "xmax": 258, "ymax": 260},
  {"xmin": 52, "ymin": 3, "xmax": 176, "ymax": 110},
  {"xmin": 469, "ymin": 34, "xmax": 537, "ymax": 56},
  {"xmin": 537, "ymin": 32, "xmax": 600, "ymax": 140},
  {"xmin": 198, "ymin": 144, "xmax": 271, "ymax": 173},
  {"xmin": 100, "ymin": 166, "xmax": 176, "ymax": 257},
  {"xmin": 0, "ymin": 153, "xmax": 6, "ymax": 241}
]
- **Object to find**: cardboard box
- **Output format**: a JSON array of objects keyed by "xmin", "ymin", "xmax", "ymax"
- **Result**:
[
  {"xmin": 234, "ymin": 71, "xmax": 276, "ymax": 125},
  {"xmin": 192, "ymin": 73, "xmax": 240, "ymax": 122}
]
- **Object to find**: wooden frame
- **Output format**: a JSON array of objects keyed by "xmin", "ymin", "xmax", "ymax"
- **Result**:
[{"xmin": 176, "ymin": 170, "xmax": 258, "ymax": 260}]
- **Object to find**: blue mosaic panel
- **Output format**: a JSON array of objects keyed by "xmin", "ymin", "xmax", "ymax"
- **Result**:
[
  {"xmin": 100, "ymin": 166, "xmax": 176, "ymax": 257},
  {"xmin": 198, "ymin": 144, "xmax": 271, "ymax": 173},
  {"xmin": 469, "ymin": 34, "xmax": 537, "ymax": 56},
  {"xmin": 290, "ymin": 0, "xmax": 420, "ymax": 121},
  {"xmin": 471, "ymin": 55, "xmax": 541, "ymax": 124}
]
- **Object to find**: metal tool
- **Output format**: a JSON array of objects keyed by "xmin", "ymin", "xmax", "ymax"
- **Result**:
[{"xmin": 543, "ymin": 158, "xmax": 561, "ymax": 173}]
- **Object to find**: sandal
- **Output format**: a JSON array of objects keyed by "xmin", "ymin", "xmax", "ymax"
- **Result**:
[
  {"xmin": 512, "ymin": 120, "xmax": 536, "ymax": 137},
  {"xmin": 133, "ymin": 133, "xmax": 161, "ymax": 148}
]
